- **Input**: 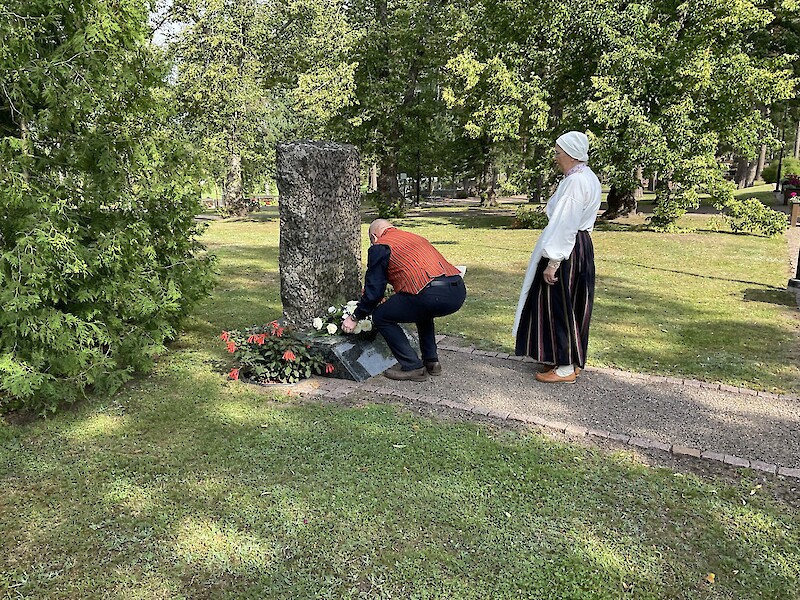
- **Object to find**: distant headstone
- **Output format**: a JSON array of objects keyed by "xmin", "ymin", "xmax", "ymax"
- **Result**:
[{"xmin": 276, "ymin": 141, "xmax": 361, "ymax": 327}]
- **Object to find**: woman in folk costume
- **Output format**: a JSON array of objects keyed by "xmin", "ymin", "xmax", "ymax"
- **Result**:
[{"xmin": 512, "ymin": 131, "xmax": 602, "ymax": 383}]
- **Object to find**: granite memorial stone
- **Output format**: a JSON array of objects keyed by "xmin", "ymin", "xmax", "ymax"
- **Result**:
[{"xmin": 276, "ymin": 140, "xmax": 362, "ymax": 327}]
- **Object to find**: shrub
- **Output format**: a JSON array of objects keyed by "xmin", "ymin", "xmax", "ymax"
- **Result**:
[
  {"xmin": 365, "ymin": 191, "xmax": 405, "ymax": 219},
  {"xmin": 723, "ymin": 198, "xmax": 788, "ymax": 237},
  {"xmin": 0, "ymin": 4, "xmax": 216, "ymax": 415},
  {"xmin": 783, "ymin": 174, "xmax": 800, "ymax": 187},
  {"xmin": 222, "ymin": 322, "xmax": 331, "ymax": 384},
  {"xmin": 512, "ymin": 205, "xmax": 549, "ymax": 229},
  {"xmin": 216, "ymin": 196, "xmax": 265, "ymax": 218},
  {"xmin": 762, "ymin": 158, "xmax": 800, "ymax": 184}
]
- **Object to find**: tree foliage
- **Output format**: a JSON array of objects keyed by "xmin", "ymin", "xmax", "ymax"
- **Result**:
[
  {"xmin": 168, "ymin": 0, "xmax": 356, "ymax": 215},
  {"xmin": 587, "ymin": 0, "xmax": 796, "ymax": 225},
  {"xmin": 0, "ymin": 0, "xmax": 216, "ymax": 414}
]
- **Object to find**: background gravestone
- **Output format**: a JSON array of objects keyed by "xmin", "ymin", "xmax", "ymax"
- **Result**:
[{"xmin": 276, "ymin": 141, "xmax": 362, "ymax": 326}]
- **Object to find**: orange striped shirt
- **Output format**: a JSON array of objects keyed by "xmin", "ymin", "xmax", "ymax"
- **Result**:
[{"xmin": 378, "ymin": 228, "xmax": 460, "ymax": 294}]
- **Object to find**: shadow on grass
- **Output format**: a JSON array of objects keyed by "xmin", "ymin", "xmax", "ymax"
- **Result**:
[
  {"xmin": 449, "ymin": 264, "xmax": 799, "ymax": 393},
  {"xmin": 743, "ymin": 288, "xmax": 799, "ymax": 306},
  {"xmin": 596, "ymin": 258, "xmax": 782, "ymax": 287},
  {"xmin": 2, "ymin": 374, "xmax": 798, "ymax": 598}
]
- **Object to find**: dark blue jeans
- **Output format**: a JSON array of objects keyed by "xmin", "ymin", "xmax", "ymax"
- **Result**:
[{"xmin": 372, "ymin": 275, "xmax": 467, "ymax": 370}]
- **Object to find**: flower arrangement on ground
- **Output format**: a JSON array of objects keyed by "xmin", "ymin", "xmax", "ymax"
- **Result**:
[
  {"xmin": 221, "ymin": 321, "xmax": 334, "ymax": 383},
  {"xmin": 782, "ymin": 173, "xmax": 800, "ymax": 188},
  {"xmin": 312, "ymin": 300, "xmax": 373, "ymax": 335}
]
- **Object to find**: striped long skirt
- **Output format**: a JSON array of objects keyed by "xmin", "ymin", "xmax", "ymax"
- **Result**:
[{"xmin": 514, "ymin": 230, "xmax": 595, "ymax": 368}]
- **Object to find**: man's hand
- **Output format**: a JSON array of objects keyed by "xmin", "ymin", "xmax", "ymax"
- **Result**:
[
  {"xmin": 342, "ymin": 315, "xmax": 357, "ymax": 334},
  {"xmin": 543, "ymin": 264, "xmax": 558, "ymax": 285}
]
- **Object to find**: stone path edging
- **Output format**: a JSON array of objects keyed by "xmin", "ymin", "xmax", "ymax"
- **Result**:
[{"xmin": 290, "ymin": 344, "xmax": 800, "ymax": 480}]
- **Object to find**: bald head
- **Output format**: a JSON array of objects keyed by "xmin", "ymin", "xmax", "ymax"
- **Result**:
[{"xmin": 368, "ymin": 219, "xmax": 393, "ymax": 242}]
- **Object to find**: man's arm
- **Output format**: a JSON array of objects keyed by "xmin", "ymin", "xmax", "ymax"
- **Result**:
[{"xmin": 353, "ymin": 244, "xmax": 390, "ymax": 319}]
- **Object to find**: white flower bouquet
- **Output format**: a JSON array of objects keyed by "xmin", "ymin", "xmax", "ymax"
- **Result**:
[{"xmin": 311, "ymin": 300, "xmax": 373, "ymax": 336}]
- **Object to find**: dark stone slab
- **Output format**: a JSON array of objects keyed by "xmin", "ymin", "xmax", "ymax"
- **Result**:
[{"xmin": 301, "ymin": 328, "xmax": 420, "ymax": 382}]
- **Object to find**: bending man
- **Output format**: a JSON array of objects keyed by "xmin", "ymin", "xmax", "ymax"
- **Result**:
[{"xmin": 342, "ymin": 219, "xmax": 466, "ymax": 382}]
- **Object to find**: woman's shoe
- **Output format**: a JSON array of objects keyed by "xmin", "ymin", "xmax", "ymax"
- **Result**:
[
  {"xmin": 535, "ymin": 369, "xmax": 577, "ymax": 384},
  {"xmin": 538, "ymin": 365, "xmax": 581, "ymax": 376}
]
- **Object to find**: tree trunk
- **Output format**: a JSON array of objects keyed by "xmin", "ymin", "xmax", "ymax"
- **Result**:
[
  {"xmin": 526, "ymin": 147, "xmax": 544, "ymax": 203},
  {"xmin": 745, "ymin": 158, "xmax": 758, "ymax": 188},
  {"xmin": 755, "ymin": 144, "xmax": 767, "ymax": 182},
  {"xmin": 734, "ymin": 156, "xmax": 749, "ymax": 189},
  {"xmin": 369, "ymin": 163, "xmax": 378, "ymax": 191},
  {"xmin": 223, "ymin": 151, "xmax": 246, "ymax": 216},
  {"xmin": 634, "ymin": 167, "xmax": 644, "ymax": 202},
  {"xmin": 479, "ymin": 140, "xmax": 498, "ymax": 207},
  {"xmin": 794, "ymin": 119, "xmax": 800, "ymax": 159},
  {"xmin": 601, "ymin": 183, "xmax": 638, "ymax": 219},
  {"xmin": 377, "ymin": 157, "xmax": 403, "ymax": 204}
]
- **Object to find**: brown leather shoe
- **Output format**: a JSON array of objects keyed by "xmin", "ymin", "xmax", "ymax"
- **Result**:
[
  {"xmin": 383, "ymin": 366, "xmax": 428, "ymax": 382},
  {"xmin": 539, "ymin": 365, "xmax": 581, "ymax": 376},
  {"xmin": 424, "ymin": 361, "xmax": 442, "ymax": 376},
  {"xmin": 535, "ymin": 369, "xmax": 578, "ymax": 384}
]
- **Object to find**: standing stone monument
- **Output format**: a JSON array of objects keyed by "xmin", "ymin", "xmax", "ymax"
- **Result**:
[
  {"xmin": 276, "ymin": 140, "xmax": 420, "ymax": 381},
  {"xmin": 276, "ymin": 141, "xmax": 362, "ymax": 326}
]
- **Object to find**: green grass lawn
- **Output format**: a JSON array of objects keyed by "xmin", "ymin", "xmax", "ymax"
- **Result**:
[
  {"xmin": 199, "ymin": 203, "xmax": 799, "ymax": 393},
  {"xmin": 2, "ymin": 200, "xmax": 799, "ymax": 598},
  {"xmin": 2, "ymin": 367, "xmax": 798, "ymax": 599}
]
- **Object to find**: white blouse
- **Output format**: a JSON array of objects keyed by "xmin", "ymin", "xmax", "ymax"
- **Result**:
[
  {"xmin": 512, "ymin": 166, "xmax": 602, "ymax": 336},
  {"xmin": 541, "ymin": 165, "xmax": 602, "ymax": 260}
]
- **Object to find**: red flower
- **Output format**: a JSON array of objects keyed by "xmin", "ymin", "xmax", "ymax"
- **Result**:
[
  {"xmin": 257, "ymin": 334, "xmax": 267, "ymax": 345},
  {"xmin": 220, "ymin": 331, "xmax": 230, "ymax": 342},
  {"xmin": 269, "ymin": 320, "xmax": 285, "ymax": 337},
  {"xmin": 226, "ymin": 341, "xmax": 237, "ymax": 353},
  {"xmin": 247, "ymin": 334, "xmax": 257, "ymax": 343},
  {"xmin": 282, "ymin": 350, "xmax": 296, "ymax": 361},
  {"xmin": 229, "ymin": 368, "xmax": 240, "ymax": 380},
  {"xmin": 325, "ymin": 363, "xmax": 334, "ymax": 374}
]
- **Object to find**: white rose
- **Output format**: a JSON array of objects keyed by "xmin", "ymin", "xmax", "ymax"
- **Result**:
[
  {"xmin": 326, "ymin": 323, "xmax": 338, "ymax": 335},
  {"xmin": 346, "ymin": 300, "xmax": 359, "ymax": 309},
  {"xmin": 328, "ymin": 306, "xmax": 336, "ymax": 314},
  {"xmin": 353, "ymin": 322, "xmax": 362, "ymax": 335},
  {"xmin": 312, "ymin": 317, "xmax": 323, "ymax": 330},
  {"xmin": 360, "ymin": 320, "xmax": 372, "ymax": 332}
]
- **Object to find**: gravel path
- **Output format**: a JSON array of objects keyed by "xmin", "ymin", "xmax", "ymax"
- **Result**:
[
  {"xmin": 297, "ymin": 222, "xmax": 800, "ymax": 475},
  {"xmin": 362, "ymin": 340, "xmax": 800, "ymax": 471}
]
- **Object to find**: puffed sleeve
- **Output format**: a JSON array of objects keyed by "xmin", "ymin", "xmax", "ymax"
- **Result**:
[{"xmin": 541, "ymin": 182, "xmax": 587, "ymax": 262}]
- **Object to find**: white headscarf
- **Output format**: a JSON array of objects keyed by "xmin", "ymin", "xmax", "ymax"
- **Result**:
[{"xmin": 556, "ymin": 131, "xmax": 589, "ymax": 162}]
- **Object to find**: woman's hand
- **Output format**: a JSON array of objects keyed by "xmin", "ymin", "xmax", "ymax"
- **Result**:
[
  {"xmin": 341, "ymin": 315, "xmax": 357, "ymax": 334},
  {"xmin": 543, "ymin": 265, "xmax": 559, "ymax": 285}
]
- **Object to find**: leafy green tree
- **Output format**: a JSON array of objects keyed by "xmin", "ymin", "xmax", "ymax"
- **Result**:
[
  {"xmin": 168, "ymin": 0, "xmax": 355, "ymax": 216},
  {"xmin": 442, "ymin": 0, "xmax": 608, "ymax": 204},
  {"xmin": 0, "ymin": 0, "xmax": 215, "ymax": 413},
  {"xmin": 334, "ymin": 0, "xmax": 458, "ymax": 209},
  {"xmin": 587, "ymin": 0, "xmax": 796, "ymax": 223}
]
